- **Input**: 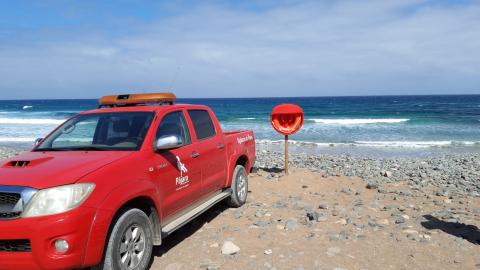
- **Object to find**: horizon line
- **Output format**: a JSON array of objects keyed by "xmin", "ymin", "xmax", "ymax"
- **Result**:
[{"xmin": 1, "ymin": 93, "xmax": 480, "ymax": 101}]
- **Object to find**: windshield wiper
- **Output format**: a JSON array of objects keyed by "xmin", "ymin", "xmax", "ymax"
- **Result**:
[
  {"xmin": 34, "ymin": 147, "xmax": 69, "ymax": 152},
  {"xmin": 68, "ymin": 146, "xmax": 110, "ymax": 151}
]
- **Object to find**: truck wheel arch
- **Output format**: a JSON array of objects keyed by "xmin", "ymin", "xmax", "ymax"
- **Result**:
[
  {"xmin": 226, "ymin": 154, "xmax": 250, "ymax": 187},
  {"xmin": 83, "ymin": 181, "xmax": 162, "ymax": 267},
  {"xmin": 236, "ymin": 155, "xmax": 249, "ymax": 170},
  {"xmin": 110, "ymin": 196, "xmax": 162, "ymax": 246}
]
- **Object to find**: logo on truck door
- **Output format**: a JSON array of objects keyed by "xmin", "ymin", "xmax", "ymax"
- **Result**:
[
  {"xmin": 237, "ymin": 134, "xmax": 253, "ymax": 144},
  {"xmin": 175, "ymin": 156, "xmax": 189, "ymax": 191}
]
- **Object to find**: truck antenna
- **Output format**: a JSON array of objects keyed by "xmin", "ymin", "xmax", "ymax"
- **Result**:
[{"xmin": 168, "ymin": 66, "xmax": 181, "ymax": 92}]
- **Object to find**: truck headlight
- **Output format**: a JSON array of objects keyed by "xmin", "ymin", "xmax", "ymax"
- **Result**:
[{"xmin": 22, "ymin": 183, "xmax": 95, "ymax": 218}]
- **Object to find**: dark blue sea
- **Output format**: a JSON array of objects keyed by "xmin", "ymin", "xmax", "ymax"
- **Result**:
[{"xmin": 1, "ymin": 95, "xmax": 480, "ymax": 156}]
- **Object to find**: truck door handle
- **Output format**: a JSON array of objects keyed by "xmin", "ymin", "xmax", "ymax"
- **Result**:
[
  {"xmin": 217, "ymin": 144, "xmax": 225, "ymax": 149},
  {"xmin": 191, "ymin": 152, "xmax": 200, "ymax": 158}
]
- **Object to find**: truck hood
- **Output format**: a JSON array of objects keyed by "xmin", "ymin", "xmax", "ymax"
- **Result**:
[{"xmin": 0, "ymin": 151, "xmax": 133, "ymax": 189}]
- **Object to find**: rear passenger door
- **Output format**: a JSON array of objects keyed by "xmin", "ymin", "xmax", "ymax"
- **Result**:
[
  {"xmin": 152, "ymin": 110, "xmax": 202, "ymax": 219},
  {"xmin": 187, "ymin": 109, "xmax": 227, "ymax": 196}
]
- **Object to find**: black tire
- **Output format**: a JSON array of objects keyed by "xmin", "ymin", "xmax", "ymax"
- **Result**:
[
  {"xmin": 227, "ymin": 165, "xmax": 248, "ymax": 207},
  {"xmin": 94, "ymin": 209, "xmax": 154, "ymax": 270}
]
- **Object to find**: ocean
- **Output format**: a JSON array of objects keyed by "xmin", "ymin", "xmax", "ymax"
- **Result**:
[{"xmin": 1, "ymin": 95, "xmax": 479, "ymax": 157}]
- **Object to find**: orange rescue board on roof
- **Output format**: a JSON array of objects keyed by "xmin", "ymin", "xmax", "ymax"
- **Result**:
[
  {"xmin": 99, "ymin": 92, "xmax": 176, "ymax": 106},
  {"xmin": 270, "ymin": 104, "xmax": 304, "ymax": 135}
]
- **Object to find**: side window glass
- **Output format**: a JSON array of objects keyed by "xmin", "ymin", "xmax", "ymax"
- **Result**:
[
  {"xmin": 188, "ymin": 110, "xmax": 216, "ymax": 140},
  {"xmin": 156, "ymin": 111, "xmax": 191, "ymax": 145}
]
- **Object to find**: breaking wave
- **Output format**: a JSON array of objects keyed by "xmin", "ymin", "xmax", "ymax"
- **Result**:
[
  {"xmin": 0, "ymin": 137, "xmax": 36, "ymax": 142},
  {"xmin": 308, "ymin": 118, "xmax": 410, "ymax": 125},
  {"xmin": 354, "ymin": 141, "xmax": 480, "ymax": 148},
  {"xmin": 256, "ymin": 139, "xmax": 480, "ymax": 148},
  {"xmin": 0, "ymin": 118, "xmax": 65, "ymax": 125}
]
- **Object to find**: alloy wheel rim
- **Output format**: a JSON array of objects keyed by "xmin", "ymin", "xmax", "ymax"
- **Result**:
[
  {"xmin": 119, "ymin": 224, "xmax": 146, "ymax": 270},
  {"xmin": 237, "ymin": 173, "xmax": 247, "ymax": 201}
]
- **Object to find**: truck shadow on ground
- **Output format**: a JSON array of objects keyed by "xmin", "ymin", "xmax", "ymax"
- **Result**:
[
  {"xmin": 152, "ymin": 203, "xmax": 230, "ymax": 258},
  {"xmin": 86, "ymin": 202, "xmax": 231, "ymax": 270},
  {"xmin": 421, "ymin": 214, "xmax": 480, "ymax": 245}
]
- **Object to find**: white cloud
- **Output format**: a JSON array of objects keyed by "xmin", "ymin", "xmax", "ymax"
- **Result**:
[{"xmin": 0, "ymin": 0, "xmax": 479, "ymax": 98}]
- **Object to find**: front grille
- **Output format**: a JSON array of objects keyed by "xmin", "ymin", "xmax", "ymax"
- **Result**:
[
  {"xmin": 0, "ymin": 187, "xmax": 37, "ymax": 220},
  {"xmin": 0, "ymin": 240, "xmax": 31, "ymax": 252},
  {"xmin": 0, "ymin": 212, "xmax": 22, "ymax": 219},
  {"xmin": 0, "ymin": 193, "xmax": 21, "ymax": 205},
  {"xmin": 0, "ymin": 192, "xmax": 22, "ymax": 220}
]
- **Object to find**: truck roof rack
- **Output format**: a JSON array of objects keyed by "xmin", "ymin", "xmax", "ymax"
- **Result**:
[{"xmin": 98, "ymin": 92, "xmax": 176, "ymax": 108}]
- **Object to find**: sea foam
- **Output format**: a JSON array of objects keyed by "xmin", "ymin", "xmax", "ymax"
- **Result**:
[
  {"xmin": 256, "ymin": 139, "xmax": 480, "ymax": 148},
  {"xmin": 0, "ymin": 137, "xmax": 36, "ymax": 142},
  {"xmin": 0, "ymin": 118, "xmax": 65, "ymax": 125},
  {"xmin": 309, "ymin": 118, "xmax": 410, "ymax": 125},
  {"xmin": 354, "ymin": 141, "xmax": 480, "ymax": 148}
]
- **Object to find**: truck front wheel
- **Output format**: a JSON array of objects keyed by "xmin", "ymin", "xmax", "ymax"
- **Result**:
[
  {"xmin": 227, "ymin": 165, "xmax": 248, "ymax": 207},
  {"xmin": 95, "ymin": 209, "xmax": 154, "ymax": 270}
]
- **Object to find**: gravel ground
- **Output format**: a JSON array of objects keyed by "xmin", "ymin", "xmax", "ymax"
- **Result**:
[
  {"xmin": 255, "ymin": 150, "xmax": 480, "ymax": 197},
  {"xmin": 1, "ymin": 146, "xmax": 479, "ymax": 269},
  {"xmin": 0, "ymin": 147, "xmax": 23, "ymax": 159},
  {"xmin": 150, "ymin": 169, "xmax": 479, "ymax": 270}
]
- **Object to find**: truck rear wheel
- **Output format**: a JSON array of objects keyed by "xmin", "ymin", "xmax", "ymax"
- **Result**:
[
  {"xmin": 227, "ymin": 165, "xmax": 248, "ymax": 207},
  {"xmin": 95, "ymin": 209, "xmax": 154, "ymax": 270}
]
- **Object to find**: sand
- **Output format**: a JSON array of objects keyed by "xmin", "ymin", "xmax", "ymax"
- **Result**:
[
  {"xmin": 1, "ymin": 148, "xmax": 478, "ymax": 269},
  {"xmin": 147, "ymin": 168, "xmax": 480, "ymax": 270}
]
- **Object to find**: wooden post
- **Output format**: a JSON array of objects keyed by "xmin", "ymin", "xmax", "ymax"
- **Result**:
[{"xmin": 285, "ymin": 135, "xmax": 289, "ymax": 174}]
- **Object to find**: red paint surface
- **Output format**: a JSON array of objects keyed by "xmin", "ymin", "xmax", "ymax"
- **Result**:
[{"xmin": 0, "ymin": 104, "xmax": 255, "ymax": 269}]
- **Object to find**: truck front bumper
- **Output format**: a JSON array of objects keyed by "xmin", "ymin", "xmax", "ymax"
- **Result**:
[{"xmin": 0, "ymin": 206, "xmax": 96, "ymax": 270}]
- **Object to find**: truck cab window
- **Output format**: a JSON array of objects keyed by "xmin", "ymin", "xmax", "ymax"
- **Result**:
[
  {"xmin": 188, "ymin": 110, "xmax": 216, "ymax": 140},
  {"xmin": 156, "ymin": 111, "xmax": 191, "ymax": 145},
  {"xmin": 35, "ymin": 112, "xmax": 154, "ymax": 151}
]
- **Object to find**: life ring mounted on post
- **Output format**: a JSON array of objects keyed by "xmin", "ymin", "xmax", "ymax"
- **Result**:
[
  {"xmin": 270, "ymin": 104, "xmax": 304, "ymax": 174},
  {"xmin": 270, "ymin": 104, "xmax": 304, "ymax": 136}
]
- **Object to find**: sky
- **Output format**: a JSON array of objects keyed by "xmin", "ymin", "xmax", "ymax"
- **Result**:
[{"xmin": 0, "ymin": 0, "xmax": 479, "ymax": 99}]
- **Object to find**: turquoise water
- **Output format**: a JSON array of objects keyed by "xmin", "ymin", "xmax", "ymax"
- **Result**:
[{"xmin": 1, "ymin": 95, "xmax": 480, "ymax": 154}]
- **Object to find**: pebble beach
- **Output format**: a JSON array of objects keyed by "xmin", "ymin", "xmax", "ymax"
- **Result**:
[
  {"xmin": 1, "ymin": 144, "xmax": 479, "ymax": 269},
  {"xmin": 256, "ymin": 150, "xmax": 480, "ymax": 197}
]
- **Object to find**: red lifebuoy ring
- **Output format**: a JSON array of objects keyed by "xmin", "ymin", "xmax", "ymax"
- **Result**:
[{"xmin": 270, "ymin": 104, "xmax": 304, "ymax": 135}]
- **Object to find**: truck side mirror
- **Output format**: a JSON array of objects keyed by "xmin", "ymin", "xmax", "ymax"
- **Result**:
[{"xmin": 155, "ymin": 135, "xmax": 183, "ymax": 151}]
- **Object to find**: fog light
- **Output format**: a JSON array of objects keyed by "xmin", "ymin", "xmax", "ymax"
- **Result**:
[{"xmin": 54, "ymin": 239, "xmax": 69, "ymax": 253}]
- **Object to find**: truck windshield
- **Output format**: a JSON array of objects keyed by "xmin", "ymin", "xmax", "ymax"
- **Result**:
[{"xmin": 35, "ymin": 112, "xmax": 155, "ymax": 151}]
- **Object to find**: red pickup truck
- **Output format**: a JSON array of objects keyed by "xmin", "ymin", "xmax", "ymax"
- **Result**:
[{"xmin": 0, "ymin": 93, "xmax": 256, "ymax": 270}]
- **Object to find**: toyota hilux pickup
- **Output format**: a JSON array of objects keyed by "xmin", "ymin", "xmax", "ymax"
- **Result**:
[{"xmin": 0, "ymin": 93, "xmax": 255, "ymax": 270}]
